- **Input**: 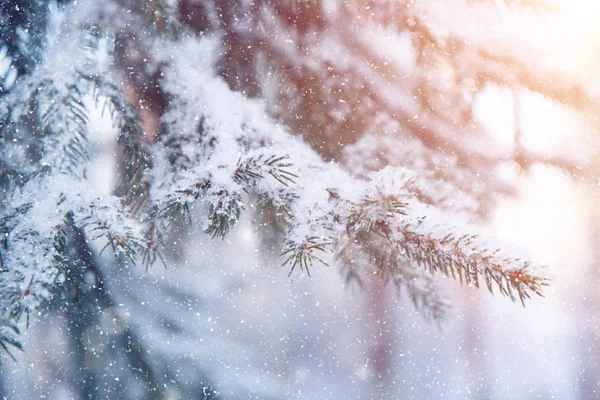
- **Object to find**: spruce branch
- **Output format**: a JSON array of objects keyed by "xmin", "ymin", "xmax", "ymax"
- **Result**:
[
  {"xmin": 0, "ymin": 323, "xmax": 22, "ymax": 362},
  {"xmin": 152, "ymin": 36, "xmax": 550, "ymax": 330},
  {"xmin": 87, "ymin": 77, "xmax": 152, "ymax": 211},
  {"xmin": 328, "ymin": 169, "xmax": 549, "ymax": 307},
  {"xmin": 336, "ymin": 230, "xmax": 451, "ymax": 324},
  {"xmin": 281, "ymin": 237, "xmax": 332, "ymax": 277},
  {"xmin": 0, "ymin": 0, "xmax": 568, "ymax": 370},
  {"xmin": 391, "ymin": 264, "xmax": 452, "ymax": 325},
  {"xmin": 233, "ymin": 154, "xmax": 297, "ymax": 187},
  {"xmin": 150, "ymin": 151, "xmax": 296, "ymax": 251},
  {"xmin": 371, "ymin": 241, "xmax": 451, "ymax": 324},
  {"xmin": 1, "ymin": 72, "xmax": 150, "ymax": 206},
  {"xmin": 378, "ymin": 250, "xmax": 452, "ymax": 324},
  {"xmin": 0, "ymin": 179, "xmax": 145, "ymax": 356},
  {"xmin": 39, "ymin": 82, "xmax": 90, "ymax": 174},
  {"xmin": 157, "ymin": 182, "xmax": 204, "ymax": 224},
  {"xmin": 377, "ymin": 218, "xmax": 549, "ymax": 306},
  {"xmin": 0, "ymin": 207, "xmax": 70, "ymax": 357},
  {"xmin": 204, "ymin": 188, "xmax": 244, "ymax": 240},
  {"xmin": 348, "ymin": 195, "xmax": 409, "ymax": 234},
  {"xmin": 0, "ymin": 77, "xmax": 94, "ymax": 181},
  {"xmin": 140, "ymin": 220, "xmax": 167, "ymax": 269},
  {"xmin": 336, "ymin": 233, "xmax": 365, "ymax": 287},
  {"xmin": 73, "ymin": 198, "xmax": 144, "ymax": 265}
]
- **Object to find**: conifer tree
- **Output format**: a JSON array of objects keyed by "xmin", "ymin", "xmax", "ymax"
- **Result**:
[{"xmin": 0, "ymin": 0, "xmax": 587, "ymax": 398}]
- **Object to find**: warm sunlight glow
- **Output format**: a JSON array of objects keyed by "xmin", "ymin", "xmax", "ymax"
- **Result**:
[{"xmin": 553, "ymin": 0, "xmax": 600, "ymax": 25}]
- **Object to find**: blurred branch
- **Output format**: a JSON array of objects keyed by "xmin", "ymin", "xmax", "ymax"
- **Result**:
[{"xmin": 66, "ymin": 216, "xmax": 163, "ymax": 398}]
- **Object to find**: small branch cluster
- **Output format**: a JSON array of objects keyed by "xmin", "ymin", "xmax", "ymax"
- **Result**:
[
  {"xmin": 204, "ymin": 188, "xmax": 244, "ymax": 239},
  {"xmin": 281, "ymin": 237, "xmax": 332, "ymax": 277},
  {"xmin": 336, "ymin": 232, "xmax": 452, "ymax": 324},
  {"xmin": 392, "ymin": 226, "xmax": 548, "ymax": 306},
  {"xmin": 149, "ymin": 151, "xmax": 298, "ymax": 255},
  {"xmin": 279, "ymin": 167, "xmax": 547, "ymax": 320},
  {"xmin": 233, "ymin": 154, "xmax": 297, "ymax": 187}
]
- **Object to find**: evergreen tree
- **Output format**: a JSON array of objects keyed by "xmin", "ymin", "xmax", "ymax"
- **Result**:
[{"xmin": 0, "ymin": 0, "xmax": 584, "ymax": 398}]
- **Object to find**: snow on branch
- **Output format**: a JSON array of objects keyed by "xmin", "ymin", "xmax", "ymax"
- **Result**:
[
  {"xmin": 336, "ymin": 231, "xmax": 452, "ymax": 324},
  {"xmin": 150, "ymin": 37, "xmax": 548, "ymax": 319},
  {"xmin": 0, "ymin": 22, "xmax": 551, "ymax": 357},
  {"xmin": 90, "ymin": 78, "xmax": 152, "ymax": 210},
  {"xmin": 385, "ymin": 206, "xmax": 548, "ymax": 306},
  {"xmin": 0, "ymin": 173, "xmax": 143, "ymax": 354},
  {"xmin": 0, "ymin": 6, "xmax": 152, "ymax": 356}
]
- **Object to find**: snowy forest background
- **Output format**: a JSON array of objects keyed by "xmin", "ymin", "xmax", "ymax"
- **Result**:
[{"xmin": 1, "ymin": 0, "xmax": 600, "ymax": 399}]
